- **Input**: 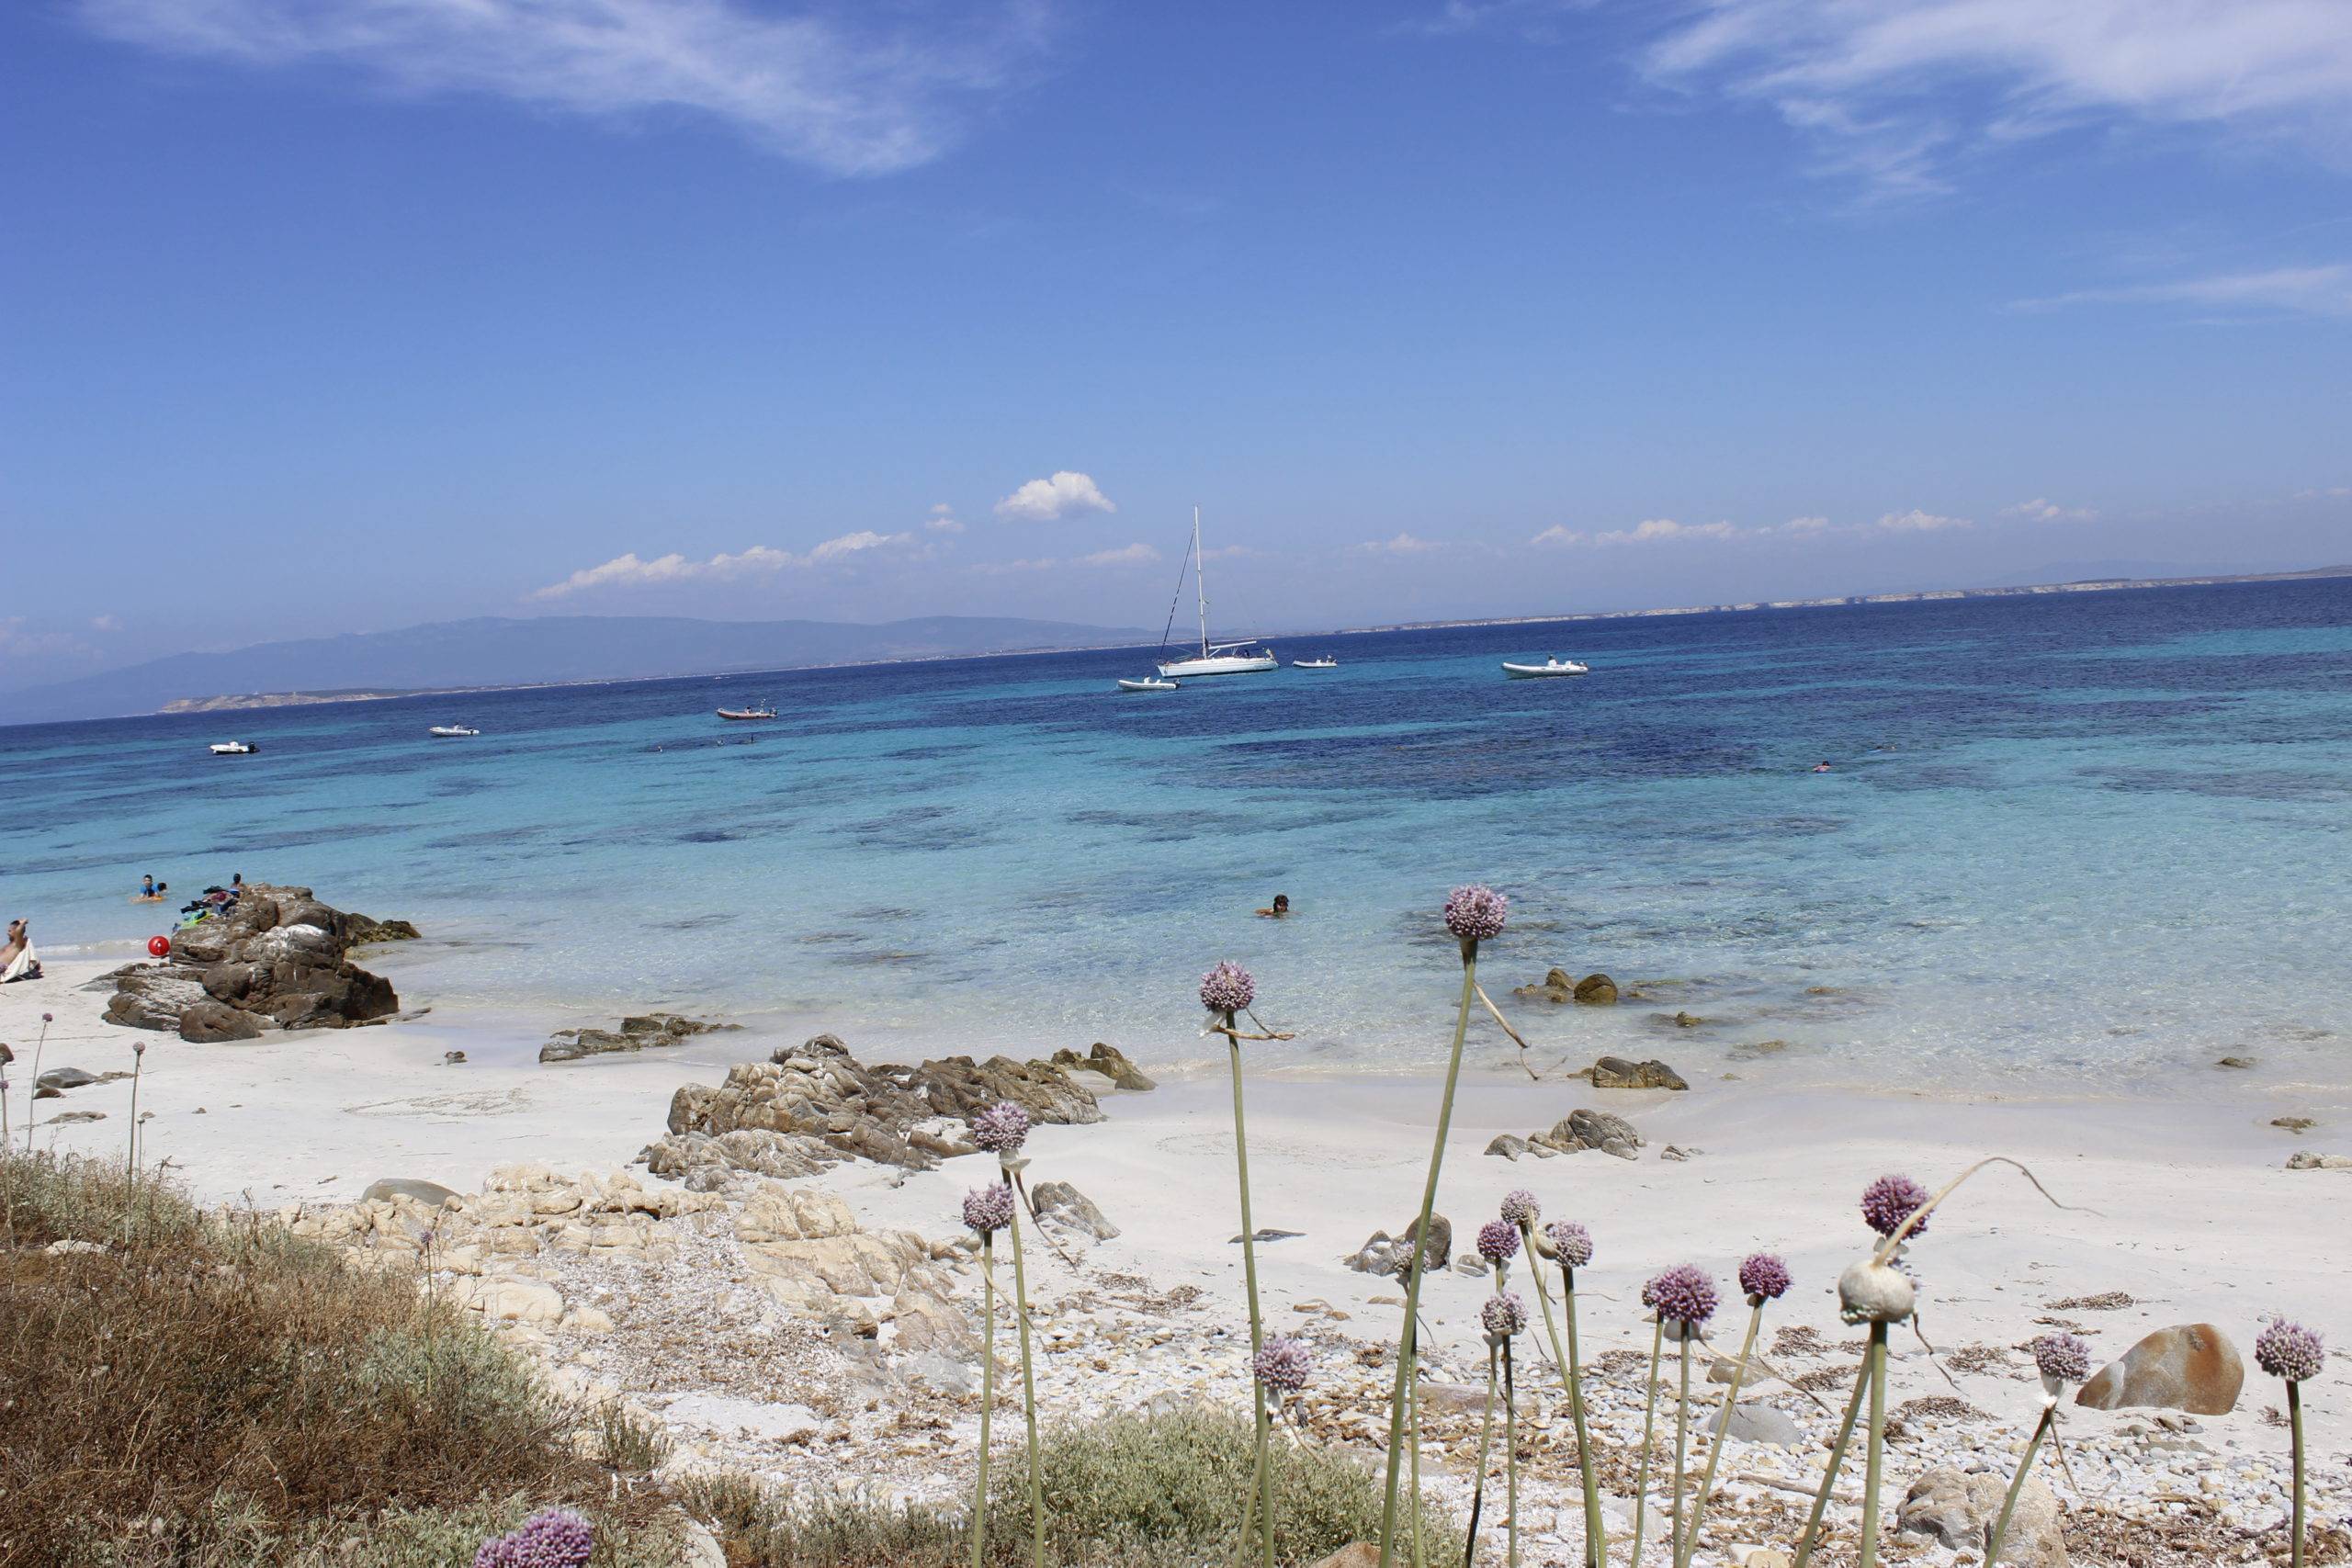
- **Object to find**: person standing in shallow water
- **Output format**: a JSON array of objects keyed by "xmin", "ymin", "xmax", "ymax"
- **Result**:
[{"xmin": 1255, "ymin": 894, "xmax": 1291, "ymax": 918}]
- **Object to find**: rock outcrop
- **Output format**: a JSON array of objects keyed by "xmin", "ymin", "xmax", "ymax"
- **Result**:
[
  {"xmin": 2076, "ymin": 1323, "xmax": 2244, "ymax": 1415},
  {"xmin": 540, "ymin": 1011, "xmax": 741, "ymax": 1064},
  {"xmin": 644, "ymin": 1033, "xmax": 1103, "ymax": 1183},
  {"xmin": 1050, "ymin": 1042, "xmax": 1156, "ymax": 1091},
  {"xmin": 1485, "ymin": 1108, "xmax": 1645, "ymax": 1161},
  {"xmin": 102, "ymin": 884, "xmax": 401, "ymax": 1041},
  {"xmin": 1511, "ymin": 968, "xmax": 1620, "ymax": 1005},
  {"xmin": 1347, "ymin": 1213, "xmax": 1451, "ymax": 1277}
]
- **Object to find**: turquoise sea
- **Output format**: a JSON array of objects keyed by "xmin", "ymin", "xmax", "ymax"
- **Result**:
[{"xmin": 6, "ymin": 578, "xmax": 2349, "ymax": 1090}]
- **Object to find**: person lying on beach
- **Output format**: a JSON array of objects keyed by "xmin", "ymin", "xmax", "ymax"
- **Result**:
[
  {"xmin": 1, "ymin": 919, "xmax": 41, "ymax": 984},
  {"xmin": 1255, "ymin": 893, "xmax": 1292, "ymax": 918}
]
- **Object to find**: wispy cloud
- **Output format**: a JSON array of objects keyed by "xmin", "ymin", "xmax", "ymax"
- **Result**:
[
  {"xmin": 1078, "ymin": 542, "xmax": 1160, "ymax": 567},
  {"xmin": 2014, "ymin": 264, "xmax": 2352, "ymax": 321},
  {"xmin": 1875, "ymin": 508, "xmax": 1969, "ymax": 532},
  {"xmin": 74, "ymin": 0, "xmax": 1054, "ymax": 175},
  {"xmin": 1636, "ymin": 0, "xmax": 2352, "ymax": 197},
  {"xmin": 1356, "ymin": 532, "xmax": 1442, "ymax": 555},
  {"xmin": 1596, "ymin": 517, "xmax": 1737, "ymax": 544},
  {"xmin": 1533, "ymin": 510, "xmax": 1960, "ymax": 545},
  {"xmin": 91, "ymin": 614, "xmax": 124, "ymax": 632},
  {"xmin": 925, "ymin": 503, "xmax": 967, "ymax": 534},
  {"xmin": 970, "ymin": 541, "xmax": 1162, "ymax": 574},
  {"xmin": 530, "ymin": 532, "xmax": 917, "ymax": 599},
  {"xmin": 2003, "ymin": 497, "xmax": 2099, "ymax": 522},
  {"xmin": 994, "ymin": 469, "xmax": 1117, "ymax": 521}
]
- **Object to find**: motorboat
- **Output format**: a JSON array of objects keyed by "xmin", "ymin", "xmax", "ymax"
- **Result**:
[
  {"xmin": 1502, "ymin": 658, "xmax": 1590, "ymax": 679},
  {"xmin": 1153, "ymin": 508, "xmax": 1278, "ymax": 678},
  {"xmin": 428, "ymin": 725, "xmax": 480, "ymax": 737},
  {"xmin": 1292, "ymin": 656, "xmax": 1338, "ymax": 669},
  {"xmin": 209, "ymin": 740, "xmax": 257, "ymax": 755},
  {"xmin": 1117, "ymin": 676, "xmax": 1180, "ymax": 692},
  {"xmin": 716, "ymin": 704, "xmax": 776, "ymax": 721}
]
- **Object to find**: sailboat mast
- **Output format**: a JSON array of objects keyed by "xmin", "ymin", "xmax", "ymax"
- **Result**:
[{"xmin": 1193, "ymin": 505, "xmax": 1209, "ymax": 658}]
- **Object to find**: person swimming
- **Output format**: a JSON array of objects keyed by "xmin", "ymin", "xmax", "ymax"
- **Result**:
[
  {"xmin": 1255, "ymin": 893, "xmax": 1293, "ymax": 918},
  {"xmin": 1811, "ymin": 761, "xmax": 1834, "ymax": 773},
  {"xmin": 137, "ymin": 875, "xmax": 157, "ymax": 900}
]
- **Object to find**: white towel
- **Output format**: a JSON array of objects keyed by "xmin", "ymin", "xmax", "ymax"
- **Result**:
[{"xmin": 1, "ymin": 942, "xmax": 38, "ymax": 983}]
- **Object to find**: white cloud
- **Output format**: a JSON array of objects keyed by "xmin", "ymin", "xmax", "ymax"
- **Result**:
[
  {"xmin": 993, "ymin": 470, "xmax": 1116, "ymax": 522},
  {"xmin": 73, "ymin": 0, "xmax": 1051, "ymax": 175},
  {"xmin": 2003, "ymin": 497, "xmax": 2099, "ymax": 523},
  {"xmin": 1774, "ymin": 514, "xmax": 1833, "ymax": 535},
  {"xmin": 1531, "ymin": 525, "xmax": 1589, "ymax": 547},
  {"xmin": 2015, "ymin": 265, "xmax": 2352, "ymax": 321},
  {"xmin": 1593, "ymin": 517, "xmax": 1740, "ymax": 544},
  {"xmin": 531, "ymin": 533, "xmax": 917, "ymax": 598},
  {"xmin": 1875, "ymin": 508, "xmax": 1970, "ymax": 532},
  {"xmin": 2292, "ymin": 485, "xmax": 2352, "ymax": 499},
  {"xmin": 91, "ymin": 614, "xmax": 124, "ymax": 632},
  {"xmin": 1641, "ymin": 0, "xmax": 2352, "ymax": 197},
  {"xmin": 1078, "ymin": 542, "xmax": 1161, "ymax": 567},
  {"xmin": 1357, "ymin": 532, "xmax": 1441, "ymax": 555},
  {"xmin": 925, "ymin": 503, "xmax": 966, "ymax": 534}
]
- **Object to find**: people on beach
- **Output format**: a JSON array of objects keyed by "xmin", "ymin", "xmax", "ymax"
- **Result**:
[
  {"xmin": 1, "ymin": 918, "xmax": 41, "ymax": 984},
  {"xmin": 1256, "ymin": 893, "xmax": 1292, "ymax": 919}
]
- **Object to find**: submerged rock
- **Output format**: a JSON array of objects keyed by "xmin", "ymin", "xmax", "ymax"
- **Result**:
[
  {"xmin": 1574, "ymin": 973, "xmax": 1619, "ymax": 1005},
  {"xmin": 542, "ymin": 1011, "xmax": 739, "ymax": 1064}
]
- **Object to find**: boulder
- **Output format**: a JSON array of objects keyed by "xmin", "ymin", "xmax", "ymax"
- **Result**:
[
  {"xmin": 1513, "ymin": 968, "xmax": 1579, "ymax": 1003},
  {"xmin": 345, "ymin": 914, "xmax": 420, "ymax": 945},
  {"xmin": 1348, "ymin": 1213, "xmax": 1450, "ymax": 1278},
  {"xmin": 1574, "ymin": 973, "xmax": 1619, "ymax": 1005},
  {"xmin": 1898, "ymin": 1465, "xmax": 2066, "ymax": 1567},
  {"xmin": 1510, "ymin": 1108, "xmax": 1644, "ymax": 1159},
  {"xmin": 35, "ymin": 1067, "xmax": 101, "ymax": 1092},
  {"xmin": 1032, "ymin": 1179, "xmax": 1119, "ymax": 1241},
  {"xmin": 178, "ymin": 1000, "xmax": 266, "ymax": 1043},
  {"xmin": 1710, "ymin": 1400, "xmax": 1802, "ymax": 1447},
  {"xmin": 2286, "ymin": 1152, "xmax": 2352, "ymax": 1171},
  {"xmin": 1312, "ymin": 1548, "xmax": 1380, "ymax": 1568},
  {"xmin": 1051, "ymin": 1042, "xmax": 1155, "ymax": 1091},
  {"xmin": 361, "ymin": 1178, "xmax": 461, "ymax": 1207},
  {"xmin": 1589, "ymin": 1056, "xmax": 1689, "ymax": 1090},
  {"xmin": 105, "ymin": 967, "xmax": 210, "ymax": 1032},
  {"xmin": 2076, "ymin": 1324, "xmax": 2243, "ymax": 1415}
]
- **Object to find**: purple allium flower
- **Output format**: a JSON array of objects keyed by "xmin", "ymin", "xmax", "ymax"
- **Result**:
[
  {"xmin": 970, "ymin": 1100, "xmax": 1030, "ymax": 1155},
  {"xmin": 1443, "ymin": 885, "xmax": 1509, "ymax": 943},
  {"xmin": 1252, "ymin": 1335, "xmax": 1314, "ymax": 1393},
  {"xmin": 1199, "ymin": 960, "xmax": 1256, "ymax": 1014},
  {"xmin": 1499, "ymin": 1189, "xmax": 1540, "ymax": 1227},
  {"xmin": 1860, "ymin": 1173, "xmax": 1932, "ymax": 1240},
  {"xmin": 962, "ymin": 1183, "xmax": 1014, "ymax": 1235},
  {"xmin": 41, "ymin": 1012, "xmax": 53, "ymax": 1024},
  {"xmin": 1646, "ymin": 1264, "xmax": 1719, "ymax": 1327},
  {"xmin": 2030, "ymin": 1332, "xmax": 2092, "ymax": 1385},
  {"xmin": 1481, "ymin": 1291, "xmax": 1528, "ymax": 1337},
  {"xmin": 2256, "ymin": 1319, "xmax": 2326, "ymax": 1383},
  {"xmin": 1738, "ymin": 1252, "xmax": 1792, "ymax": 1303},
  {"xmin": 475, "ymin": 1506, "xmax": 594, "ymax": 1568},
  {"xmin": 1476, "ymin": 1218, "xmax": 1521, "ymax": 1266},
  {"xmin": 1546, "ymin": 1219, "xmax": 1593, "ymax": 1269}
]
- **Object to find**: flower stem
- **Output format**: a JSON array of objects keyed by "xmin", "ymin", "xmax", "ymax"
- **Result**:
[
  {"xmin": 974, "ymin": 1238, "xmax": 995, "ymax": 1568},
  {"xmin": 1860, "ymin": 1321, "xmax": 1889, "ymax": 1568},
  {"xmin": 1227, "ymin": 1027, "xmax": 1276, "ymax": 1568},
  {"xmin": 1505, "ymin": 1339, "xmax": 1521, "ymax": 1568},
  {"xmin": 2288, "ymin": 1382, "xmax": 2306, "ymax": 1568},
  {"xmin": 1245, "ymin": 1383, "xmax": 1274, "ymax": 1568},
  {"xmin": 1791, "ymin": 1344, "xmax": 1872, "ymax": 1568},
  {"xmin": 1984, "ymin": 1404, "xmax": 2052, "ymax": 1568},
  {"xmin": 1631, "ymin": 1315, "xmax": 1665, "ymax": 1568},
  {"xmin": 1004, "ymin": 1177, "xmax": 1046, "ymax": 1568},
  {"xmin": 1527, "ymin": 1254, "xmax": 1603, "ymax": 1568},
  {"xmin": 1466, "ymin": 1342, "xmax": 1499, "ymax": 1568},
  {"xmin": 1379, "ymin": 942, "xmax": 1482, "ymax": 1567},
  {"xmin": 127, "ymin": 1056, "xmax": 143, "ymax": 1179},
  {"xmin": 1679, "ymin": 1303, "xmax": 1762, "ymax": 1568},
  {"xmin": 1409, "ymin": 1338, "xmax": 1428, "ymax": 1568},
  {"xmin": 1671, "ymin": 1334, "xmax": 1693, "ymax": 1566}
]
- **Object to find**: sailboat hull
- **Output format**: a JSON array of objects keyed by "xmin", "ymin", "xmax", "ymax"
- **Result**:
[{"xmin": 1156, "ymin": 653, "xmax": 1277, "ymax": 677}]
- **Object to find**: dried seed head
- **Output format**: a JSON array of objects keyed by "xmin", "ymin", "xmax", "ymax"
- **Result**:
[
  {"xmin": 1443, "ymin": 885, "xmax": 1510, "ymax": 943},
  {"xmin": 1252, "ymin": 1336, "xmax": 1314, "ymax": 1392},
  {"xmin": 1199, "ymin": 961, "xmax": 1256, "ymax": 1014},
  {"xmin": 2256, "ymin": 1319, "xmax": 2325, "ymax": 1383},
  {"xmin": 1545, "ymin": 1219, "xmax": 1593, "ymax": 1269},
  {"xmin": 475, "ymin": 1506, "xmax": 594, "ymax": 1568},
  {"xmin": 133, "ymin": 1040, "xmax": 147, "ymax": 1057},
  {"xmin": 2031, "ymin": 1332, "xmax": 2092, "ymax": 1385},
  {"xmin": 969, "ymin": 1101, "xmax": 1031, "ymax": 1155},
  {"xmin": 1646, "ymin": 1264, "xmax": 1718, "ymax": 1326},
  {"xmin": 1837, "ymin": 1258, "xmax": 1917, "ymax": 1325},
  {"xmin": 1476, "ymin": 1218, "xmax": 1521, "ymax": 1265},
  {"xmin": 1860, "ymin": 1173, "xmax": 1932, "ymax": 1239},
  {"xmin": 1738, "ymin": 1252, "xmax": 1792, "ymax": 1303},
  {"xmin": 962, "ymin": 1183, "xmax": 1014, "ymax": 1235},
  {"xmin": 1499, "ymin": 1189, "xmax": 1540, "ymax": 1227},
  {"xmin": 1481, "ymin": 1291, "xmax": 1528, "ymax": 1338}
]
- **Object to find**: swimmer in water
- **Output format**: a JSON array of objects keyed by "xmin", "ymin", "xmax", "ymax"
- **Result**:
[
  {"xmin": 1255, "ymin": 893, "xmax": 1292, "ymax": 919},
  {"xmin": 1811, "ymin": 761, "xmax": 1833, "ymax": 773}
]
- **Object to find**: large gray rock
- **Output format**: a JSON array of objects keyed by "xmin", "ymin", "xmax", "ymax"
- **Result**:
[
  {"xmin": 1031, "ymin": 1179, "xmax": 1119, "ymax": 1240},
  {"xmin": 1348, "ymin": 1213, "xmax": 1451, "ymax": 1278},
  {"xmin": 2076, "ymin": 1324, "xmax": 2244, "ymax": 1415},
  {"xmin": 1710, "ymin": 1400, "xmax": 1802, "ymax": 1447},
  {"xmin": 1589, "ymin": 1056, "xmax": 1689, "ymax": 1090},
  {"xmin": 178, "ymin": 1000, "xmax": 266, "ymax": 1043},
  {"xmin": 361, "ymin": 1178, "xmax": 461, "ymax": 1207},
  {"xmin": 1051, "ymin": 1042, "xmax": 1155, "ymax": 1091},
  {"xmin": 106, "ymin": 884, "xmax": 399, "ymax": 1037},
  {"xmin": 36, "ymin": 1067, "xmax": 102, "ymax": 1092},
  {"xmin": 1502, "ymin": 1108, "xmax": 1645, "ymax": 1159},
  {"xmin": 1898, "ymin": 1465, "xmax": 2067, "ymax": 1567}
]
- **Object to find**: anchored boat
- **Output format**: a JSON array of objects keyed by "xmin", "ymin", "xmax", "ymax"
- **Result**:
[
  {"xmin": 428, "ymin": 725, "xmax": 480, "ymax": 737},
  {"xmin": 716, "ymin": 703, "xmax": 776, "ymax": 721},
  {"xmin": 209, "ymin": 740, "xmax": 257, "ymax": 755},
  {"xmin": 1292, "ymin": 656, "xmax": 1338, "ymax": 669},
  {"xmin": 1154, "ymin": 508, "xmax": 1276, "ymax": 678},
  {"xmin": 1502, "ymin": 658, "xmax": 1589, "ymax": 679},
  {"xmin": 1116, "ymin": 676, "xmax": 1180, "ymax": 693}
]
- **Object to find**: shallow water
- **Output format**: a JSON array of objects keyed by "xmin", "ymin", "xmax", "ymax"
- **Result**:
[{"xmin": 7, "ymin": 578, "xmax": 2348, "ymax": 1091}]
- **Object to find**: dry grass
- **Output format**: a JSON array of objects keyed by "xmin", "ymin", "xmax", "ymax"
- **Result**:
[{"xmin": 0, "ymin": 1152, "xmax": 672, "ymax": 1567}]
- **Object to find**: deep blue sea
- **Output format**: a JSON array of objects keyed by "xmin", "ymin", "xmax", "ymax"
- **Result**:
[{"xmin": 7, "ymin": 578, "xmax": 2348, "ymax": 1091}]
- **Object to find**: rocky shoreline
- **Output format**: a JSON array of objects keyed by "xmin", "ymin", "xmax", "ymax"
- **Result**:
[{"xmin": 96, "ymin": 882, "xmax": 411, "ymax": 1042}]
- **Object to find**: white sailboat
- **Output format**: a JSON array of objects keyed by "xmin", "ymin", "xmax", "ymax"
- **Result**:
[{"xmin": 1155, "ymin": 508, "xmax": 1276, "ymax": 679}]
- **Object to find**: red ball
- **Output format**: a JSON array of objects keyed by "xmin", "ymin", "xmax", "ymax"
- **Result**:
[{"xmin": 147, "ymin": 935, "xmax": 172, "ymax": 958}]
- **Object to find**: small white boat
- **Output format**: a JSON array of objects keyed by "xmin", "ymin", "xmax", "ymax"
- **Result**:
[
  {"xmin": 428, "ymin": 725, "xmax": 480, "ymax": 738},
  {"xmin": 209, "ymin": 740, "xmax": 256, "ymax": 755},
  {"xmin": 1293, "ymin": 656, "xmax": 1338, "ymax": 669},
  {"xmin": 1117, "ymin": 676, "xmax": 1180, "ymax": 692},
  {"xmin": 716, "ymin": 705, "xmax": 776, "ymax": 721},
  {"xmin": 1502, "ymin": 657, "xmax": 1590, "ymax": 679}
]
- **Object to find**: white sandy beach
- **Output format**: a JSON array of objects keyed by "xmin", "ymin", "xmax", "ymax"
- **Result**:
[{"xmin": 6, "ymin": 944, "xmax": 2347, "ymax": 1562}]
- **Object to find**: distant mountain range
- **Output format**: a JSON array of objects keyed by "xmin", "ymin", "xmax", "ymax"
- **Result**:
[{"xmin": 0, "ymin": 615, "xmax": 1151, "ymax": 726}]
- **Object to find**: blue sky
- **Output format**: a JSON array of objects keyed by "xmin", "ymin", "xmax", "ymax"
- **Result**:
[{"xmin": 5, "ymin": 0, "xmax": 2350, "ymax": 686}]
